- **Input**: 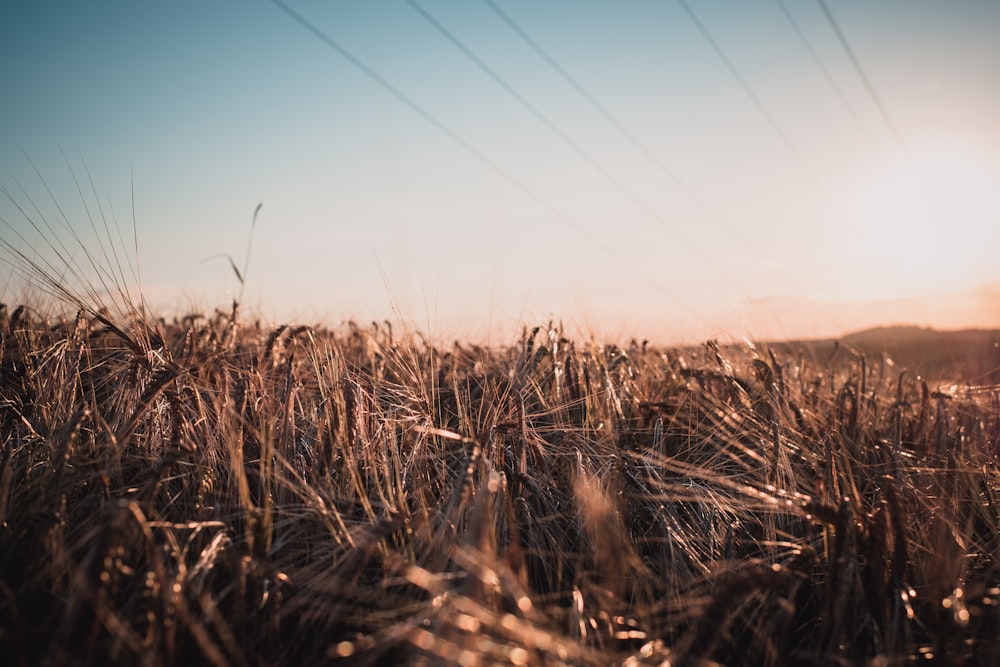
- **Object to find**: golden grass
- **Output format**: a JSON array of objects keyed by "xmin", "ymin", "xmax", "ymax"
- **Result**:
[{"xmin": 0, "ymin": 294, "xmax": 998, "ymax": 665}]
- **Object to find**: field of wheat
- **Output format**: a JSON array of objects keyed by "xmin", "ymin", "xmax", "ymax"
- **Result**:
[{"xmin": 0, "ymin": 296, "xmax": 998, "ymax": 666}]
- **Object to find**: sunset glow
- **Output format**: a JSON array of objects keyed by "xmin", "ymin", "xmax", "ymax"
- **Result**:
[
  {"xmin": 844, "ymin": 143, "xmax": 1000, "ymax": 299},
  {"xmin": 2, "ymin": 1, "xmax": 999, "ymax": 343}
]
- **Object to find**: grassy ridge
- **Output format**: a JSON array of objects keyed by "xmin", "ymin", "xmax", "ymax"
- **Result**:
[{"xmin": 1, "ymin": 302, "xmax": 998, "ymax": 665}]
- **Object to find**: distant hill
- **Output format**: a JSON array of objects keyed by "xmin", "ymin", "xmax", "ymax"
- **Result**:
[
  {"xmin": 841, "ymin": 326, "xmax": 999, "ymax": 382},
  {"xmin": 765, "ymin": 326, "xmax": 1000, "ymax": 384},
  {"xmin": 841, "ymin": 325, "xmax": 941, "ymax": 346}
]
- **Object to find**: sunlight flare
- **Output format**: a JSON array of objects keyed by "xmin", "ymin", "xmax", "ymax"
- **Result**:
[{"xmin": 845, "ymin": 143, "xmax": 1000, "ymax": 298}]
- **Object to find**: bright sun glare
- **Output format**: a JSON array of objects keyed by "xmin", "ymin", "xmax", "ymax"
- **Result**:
[{"xmin": 845, "ymin": 143, "xmax": 1000, "ymax": 300}]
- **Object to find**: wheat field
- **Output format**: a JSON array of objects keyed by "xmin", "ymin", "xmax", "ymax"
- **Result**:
[{"xmin": 0, "ymin": 290, "xmax": 998, "ymax": 666}]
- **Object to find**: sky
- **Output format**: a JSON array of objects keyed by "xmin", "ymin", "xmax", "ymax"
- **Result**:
[{"xmin": 2, "ymin": 0, "xmax": 999, "ymax": 345}]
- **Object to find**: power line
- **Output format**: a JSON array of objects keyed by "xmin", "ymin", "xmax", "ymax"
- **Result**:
[
  {"xmin": 404, "ymin": 0, "xmax": 751, "ymax": 296},
  {"xmin": 676, "ymin": 0, "xmax": 843, "ymax": 209},
  {"xmin": 265, "ymin": 0, "xmax": 718, "ymax": 327},
  {"xmin": 774, "ymin": 0, "xmax": 884, "ymax": 156},
  {"xmin": 815, "ymin": 0, "xmax": 910, "ymax": 157},
  {"xmin": 481, "ymin": 0, "xmax": 762, "ymax": 258}
]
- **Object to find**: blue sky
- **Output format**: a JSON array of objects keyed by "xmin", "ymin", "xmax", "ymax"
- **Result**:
[{"xmin": 3, "ymin": 1, "xmax": 999, "ymax": 343}]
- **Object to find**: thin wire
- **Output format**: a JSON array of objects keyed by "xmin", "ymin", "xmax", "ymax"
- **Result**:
[
  {"xmin": 815, "ymin": 0, "xmax": 910, "ymax": 157},
  {"xmin": 677, "ymin": 0, "xmax": 842, "ymax": 208},
  {"xmin": 405, "ymin": 0, "xmax": 750, "ymax": 296},
  {"xmin": 774, "ymin": 0, "xmax": 884, "ymax": 156},
  {"xmin": 266, "ymin": 0, "xmax": 717, "ymax": 326},
  {"xmin": 481, "ymin": 0, "xmax": 761, "ymax": 257},
  {"xmin": 815, "ymin": 0, "xmax": 943, "ymax": 251},
  {"xmin": 481, "ymin": 0, "xmax": 822, "ymax": 298}
]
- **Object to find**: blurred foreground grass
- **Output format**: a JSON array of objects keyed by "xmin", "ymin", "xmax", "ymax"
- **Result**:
[{"xmin": 1, "ymin": 303, "xmax": 998, "ymax": 666}]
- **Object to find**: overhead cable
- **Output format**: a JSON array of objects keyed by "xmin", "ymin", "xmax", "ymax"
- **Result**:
[
  {"xmin": 677, "ymin": 0, "xmax": 843, "ymax": 208},
  {"xmin": 267, "ymin": 0, "xmax": 718, "ymax": 326},
  {"xmin": 815, "ymin": 0, "xmax": 911, "ymax": 157},
  {"xmin": 482, "ymin": 0, "xmax": 761, "ymax": 257},
  {"xmin": 406, "ymin": 0, "xmax": 751, "ymax": 295},
  {"xmin": 774, "ymin": 0, "xmax": 884, "ymax": 155}
]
